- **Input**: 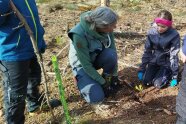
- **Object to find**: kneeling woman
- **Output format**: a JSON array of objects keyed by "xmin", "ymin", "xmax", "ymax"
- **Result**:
[{"xmin": 68, "ymin": 7, "xmax": 120, "ymax": 103}]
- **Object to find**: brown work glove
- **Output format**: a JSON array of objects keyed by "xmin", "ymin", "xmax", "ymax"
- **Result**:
[
  {"xmin": 110, "ymin": 76, "xmax": 122, "ymax": 90},
  {"xmin": 102, "ymin": 73, "xmax": 113, "ymax": 97}
]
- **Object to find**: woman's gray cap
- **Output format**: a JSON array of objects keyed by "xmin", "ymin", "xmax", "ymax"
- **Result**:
[{"xmin": 84, "ymin": 6, "xmax": 118, "ymax": 30}]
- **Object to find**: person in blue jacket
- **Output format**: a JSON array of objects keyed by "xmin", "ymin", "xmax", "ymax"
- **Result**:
[
  {"xmin": 0, "ymin": 1, "xmax": 59, "ymax": 124},
  {"xmin": 137, "ymin": 10, "xmax": 180, "ymax": 89},
  {"xmin": 176, "ymin": 36, "xmax": 186, "ymax": 124}
]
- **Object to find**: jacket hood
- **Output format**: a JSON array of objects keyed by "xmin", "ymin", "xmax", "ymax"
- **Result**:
[{"xmin": 79, "ymin": 11, "xmax": 107, "ymax": 40}]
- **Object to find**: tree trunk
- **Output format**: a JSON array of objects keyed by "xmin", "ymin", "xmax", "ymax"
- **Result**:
[{"xmin": 101, "ymin": 0, "xmax": 110, "ymax": 7}]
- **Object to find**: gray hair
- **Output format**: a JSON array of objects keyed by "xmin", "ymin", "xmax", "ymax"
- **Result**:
[{"xmin": 84, "ymin": 6, "xmax": 118, "ymax": 30}]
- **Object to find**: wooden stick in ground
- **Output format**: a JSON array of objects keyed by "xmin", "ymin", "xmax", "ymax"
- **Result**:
[
  {"xmin": 46, "ymin": 43, "xmax": 70, "ymax": 66},
  {"xmin": 9, "ymin": 0, "xmax": 56, "ymax": 121}
]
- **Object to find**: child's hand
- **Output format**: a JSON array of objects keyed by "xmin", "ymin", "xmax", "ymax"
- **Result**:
[
  {"xmin": 138, "ymin": 72, "xmax": 144, "ymax": 81},
  {"xmin": 170, "ymin": 79, "xmax": 178, "ymax": 87}
]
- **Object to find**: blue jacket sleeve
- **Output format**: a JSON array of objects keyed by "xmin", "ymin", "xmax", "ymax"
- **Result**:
[
  {"xmin": 182, "ymin": 35, "xmax": 186, "ymax": 55},
  {"xmin": 170, "ymin": 34, "xmax": 180, "ymax": 79},
  {"xmin": 0, "ymin": 0, "xmax": 11, "ymax": 25}
]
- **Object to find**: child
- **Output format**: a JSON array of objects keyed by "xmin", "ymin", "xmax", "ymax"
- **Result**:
[
  {"xmin": 176, "ymin": 36, "xmax": 186, "ymax": 124},
  {"xmin": 138, "ymin": 10, "xmax": 180, "ymax": 89}
]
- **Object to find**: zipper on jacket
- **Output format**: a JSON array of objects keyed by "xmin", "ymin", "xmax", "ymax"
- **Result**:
[{"xmin": 16, "ymin": 34, "xmax": 21, "ymax": 48}]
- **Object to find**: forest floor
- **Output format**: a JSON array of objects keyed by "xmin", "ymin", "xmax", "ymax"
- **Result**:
[{"xmin": 1, "ymin": 0, "xmax": 186, "ymax": 124}]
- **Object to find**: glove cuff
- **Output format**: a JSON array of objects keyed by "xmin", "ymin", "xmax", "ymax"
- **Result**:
[{"xmin": 102, "ymin": 73, "xmax": 112, "ymax": 84}]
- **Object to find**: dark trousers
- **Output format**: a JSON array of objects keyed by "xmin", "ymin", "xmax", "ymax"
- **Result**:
[
  {"xmin": 142, "ymin": 64, "xmax": 171, "ymax": 89},
  {"xmin": 176, "ymin": 64, "xmax": 186, "ymax": 123},
  {"xmin": 73, "ymin": 48, "xmax": 117, "ymax": 103},
  {"xmin": 0, "ymin": 57, "xmax": 41, "ymax": 124},
  {"xmin": 176, "ymin": 114, "xmax": 186, "ymax": 124}
]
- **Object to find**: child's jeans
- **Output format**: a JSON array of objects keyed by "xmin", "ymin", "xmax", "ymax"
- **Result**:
[
  {"xmin": 0, "ymin": 57, "xmax": 42, "ymax": 124},
  {"xmin": 142, "ymin": 64, "xmax": 171, "ymax": 89}
]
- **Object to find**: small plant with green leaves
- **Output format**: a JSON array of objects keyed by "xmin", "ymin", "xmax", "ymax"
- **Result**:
[{"xmin": 55, "ymin": 36, "xmax": 65, "ymax": 45}]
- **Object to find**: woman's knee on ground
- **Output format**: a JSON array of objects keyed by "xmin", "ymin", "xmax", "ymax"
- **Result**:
[{"xmin": 80, "ymin": 84, "xmax": 105, "ymax": 104}]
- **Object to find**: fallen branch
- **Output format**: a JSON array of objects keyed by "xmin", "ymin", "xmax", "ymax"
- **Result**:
[
  {"xmin": 63, "ymin": 62, "xmax": 70, "ymax": 75},
  {"xmin": 118, "ymin": 60, "xmax": 139, "ymax": 68},
  {"xmin": 105, "ymin": 100, "xmax": 122, "ymax": 103},
  {"xmin": 155, "ymin": 108, "xmax": 174, "ymax": 115},
  {"xmin": 46, "ymin": 72, "xmax": 56, "ymax": 76},
  {"xmin": 163, "ymin": 108, "xmax": 172, "ymax": 115}
]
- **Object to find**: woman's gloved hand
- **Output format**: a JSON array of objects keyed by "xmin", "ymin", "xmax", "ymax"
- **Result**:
[
  {"xmin": 111, "ymin": 76, "xmax": 121, "ymax": 89},
  {"xmin": 170, "ymin": 79, "xmax": 178, "ymax": 87},
  {"xmin": 102, "ymin": 82, "xmax": 112, "ymax": 98},
  {"xmin": 102, "ymin": 73, "xmax": 112, "ymax": 97}
]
